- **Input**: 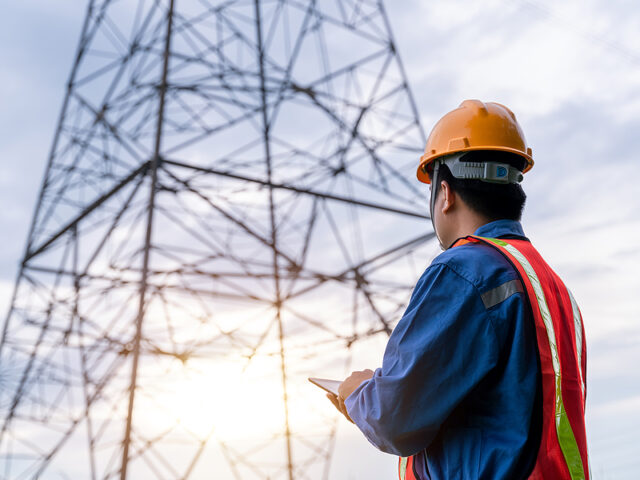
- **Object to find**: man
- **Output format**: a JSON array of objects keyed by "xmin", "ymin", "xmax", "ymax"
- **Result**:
[{"xmin": 327, "ymin": 100, "xmax": 589, "ymax": 479}]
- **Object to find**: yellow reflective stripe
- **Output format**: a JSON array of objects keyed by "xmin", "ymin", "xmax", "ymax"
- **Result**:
[
  {"xmin": 399, "ymin": 457, "xmax": 408, "ymax": 480},
  {"xmin": 484, "ymin": 238, "xmax": 585, "ymax": 480},
  {"xmin": 568, "ymin": 289, "xmax": 585, "ymax": 400}
]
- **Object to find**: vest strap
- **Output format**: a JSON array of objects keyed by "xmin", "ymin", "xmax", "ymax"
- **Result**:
[
  {"xmin": 471, "ymin": 236, "xmax": 586, "ymax": 480},
  {"xmin": 398, "ymin": 456, "xmax": 417, "ymax": 480}
]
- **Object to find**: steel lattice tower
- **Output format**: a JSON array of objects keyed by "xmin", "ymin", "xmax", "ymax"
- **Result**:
[{"xmin": 0, "ymin": 0, "xmax": 434, "ymax": 478}]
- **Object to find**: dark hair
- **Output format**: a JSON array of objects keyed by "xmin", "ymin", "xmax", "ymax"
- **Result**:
[{"xmin": 436, "ymin": 151, "xmax": 527, "ymax": 221}]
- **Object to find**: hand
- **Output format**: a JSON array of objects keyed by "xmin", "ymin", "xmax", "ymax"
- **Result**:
[
  {"xmin": 327, "ymin": 369, "xmax": 375, "ymax": 422},
  {"xmin": 326, "ymin": 392, "xmax": 352, "ymax": 423}
]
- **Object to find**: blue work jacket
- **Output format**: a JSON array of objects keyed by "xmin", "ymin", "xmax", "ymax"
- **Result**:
[{"xmin": 345, "ymin": 219, "xmax": 541, "ymax": 479}]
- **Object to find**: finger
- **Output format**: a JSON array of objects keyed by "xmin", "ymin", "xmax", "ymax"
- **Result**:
[
  {"xmin": 326, "ymin": 393, "xmax": 340, "ymax": 409},
  {"xmin": 338, "ymin": 396, "xmax": 351, "ymax": 420},
  {"xmin": 329, "ymin": 395, "xmax": 348, "ymax": 421},
  {"xmin": 331, "ymin": 394, "xmax": 352, "ymax": 423}
]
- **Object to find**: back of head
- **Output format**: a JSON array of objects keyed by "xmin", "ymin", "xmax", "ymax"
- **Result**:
[{"xmin": 438, "ymin": 151, "xmax": 527, "ymax": 221}]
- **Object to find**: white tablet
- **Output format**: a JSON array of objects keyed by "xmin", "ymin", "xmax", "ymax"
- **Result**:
[{"xmin": 308, "ymin": 377, "xmax": 342, "ymax": 396}]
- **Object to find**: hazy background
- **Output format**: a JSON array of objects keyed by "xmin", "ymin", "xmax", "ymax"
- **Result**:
[{"xmin": 1, "ymin": 0, "xmax": 639, "ymax": 478}]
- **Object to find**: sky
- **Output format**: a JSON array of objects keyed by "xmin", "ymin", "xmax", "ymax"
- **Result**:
[{"xmin": 1, "ymin": 0, "xmax": 640, "ymax": 478}]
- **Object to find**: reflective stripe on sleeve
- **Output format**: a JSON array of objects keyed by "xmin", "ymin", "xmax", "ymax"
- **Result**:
[
  {"xmin": 481, "ymin": 279, "xmax": 524, "ymax": 309},
  {"xmin": 485, "ymin": 238, "xmax": 586, "ymax": 480}
]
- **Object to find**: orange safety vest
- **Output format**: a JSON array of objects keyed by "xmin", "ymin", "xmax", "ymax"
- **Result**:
[{"xmin": 399, "ymin": 236, "xmax": 589, "ymax": 480}]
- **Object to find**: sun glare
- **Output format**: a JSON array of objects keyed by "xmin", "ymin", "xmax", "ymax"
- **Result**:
[{"xmin": 136, "ymin": 357, "xmax": 289, "ymax": 441}]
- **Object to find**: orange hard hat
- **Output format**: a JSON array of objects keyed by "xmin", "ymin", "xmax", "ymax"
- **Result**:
[{"xmin": 417, "ymin": 100, "xmax": 534, "ymax": 184}]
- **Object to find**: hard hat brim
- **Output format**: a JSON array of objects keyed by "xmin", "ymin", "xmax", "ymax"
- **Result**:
[{"xmin": 417, "ymin": 146, "xmax": 534, "ymax": 184}]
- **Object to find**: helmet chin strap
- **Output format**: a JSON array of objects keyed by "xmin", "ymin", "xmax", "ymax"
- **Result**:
[{"xmin": 429, "ymin": 160, "xmax": 446, "ymax": 251}]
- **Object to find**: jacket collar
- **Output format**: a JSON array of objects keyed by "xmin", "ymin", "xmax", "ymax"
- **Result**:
[
  {"xmin": 473, "ymin": 219, "xmax": 527, "ymax": 239},
  {"xmin": 448, "ymin": 219, "xmax": 528, "ymax": 249}
]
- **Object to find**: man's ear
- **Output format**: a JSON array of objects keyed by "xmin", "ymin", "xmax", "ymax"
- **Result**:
[{"xmin": 440, "ymin": 180, "xmax": 455, "ymax": 213}]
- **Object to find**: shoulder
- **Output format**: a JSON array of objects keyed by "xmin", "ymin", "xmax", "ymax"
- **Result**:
[{"xmin": 429, "ymin": 240, "xmax": 521, "ymax": 298}]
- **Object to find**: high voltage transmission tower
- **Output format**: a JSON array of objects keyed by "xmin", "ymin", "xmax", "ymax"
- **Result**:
[{"xmin": 0, "ymin": 0, "xmax": 434, "ymax": 478}]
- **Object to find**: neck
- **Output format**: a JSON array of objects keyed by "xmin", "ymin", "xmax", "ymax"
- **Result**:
[{"xmin": 444, "ymin": 210, "xmax": 492, "ymax": 249}]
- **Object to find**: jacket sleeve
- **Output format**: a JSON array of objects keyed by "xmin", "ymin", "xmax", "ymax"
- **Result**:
[{"xmin": 344, "ymin": 263, "xmax": 499, "ymax": 456}]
